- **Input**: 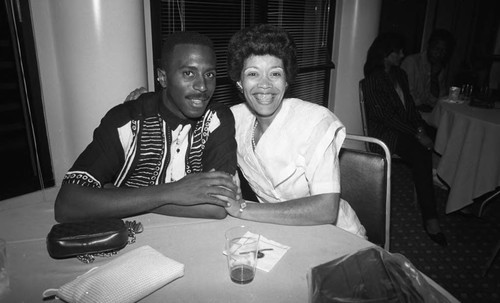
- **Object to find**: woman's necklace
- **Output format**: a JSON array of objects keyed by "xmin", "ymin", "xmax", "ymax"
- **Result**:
[{"xmin": 251, "ymin": 119, "xmax": 258, "ymax": 150}]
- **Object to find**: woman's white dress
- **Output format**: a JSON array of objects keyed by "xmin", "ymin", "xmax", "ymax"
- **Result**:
[{"xmin": 231, "ymin": 98, "xmax": 366, "ymax": 237}]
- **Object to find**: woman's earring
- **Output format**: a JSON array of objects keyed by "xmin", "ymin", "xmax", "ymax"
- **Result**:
[{"xmin": 236, "ymin": 82, "xmax": 243, "ymax": 91}]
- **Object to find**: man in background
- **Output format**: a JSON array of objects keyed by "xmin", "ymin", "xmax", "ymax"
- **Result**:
[{"xmin": 402, "ymin": 29, "xmax": 456, "ymax": 112}]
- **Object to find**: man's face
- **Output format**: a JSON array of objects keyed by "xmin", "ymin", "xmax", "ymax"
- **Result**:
[
  {"xmin": 159, "ymin": 44, "xmax": 216, "ymax": 119},
  {"xmin": 428, "ymin": 41, "xmax": 448, "ymax": 65}
]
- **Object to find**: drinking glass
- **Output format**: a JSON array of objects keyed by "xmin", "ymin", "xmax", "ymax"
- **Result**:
[{"xmin": 225, "ymin": 226, "xmax": 260, "ymax": 284}]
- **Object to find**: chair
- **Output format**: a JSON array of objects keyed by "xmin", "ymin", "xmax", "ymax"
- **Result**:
[{"xmin": 340, "ymin": 134, "xmax": 391, "ymax": 251}]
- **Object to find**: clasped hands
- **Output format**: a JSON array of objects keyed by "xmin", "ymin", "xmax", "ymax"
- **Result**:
[
  {"xmin": 415, "ymin": 128, "xmax": 434, "ymax": 151},
  {"xmin": 171, "ymin": 169, "xmax": 245, "ymax": 213}
]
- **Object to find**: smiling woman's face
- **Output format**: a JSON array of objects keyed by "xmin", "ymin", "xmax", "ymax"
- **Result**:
[{"xmin": 238, "ymin": 54, "xmax": 287, "ymax": 120}]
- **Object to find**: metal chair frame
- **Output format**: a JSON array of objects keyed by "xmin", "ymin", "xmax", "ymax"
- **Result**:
[{"xmin": 341, "ymin": 134, "xmax": 392, "ymax": 251}]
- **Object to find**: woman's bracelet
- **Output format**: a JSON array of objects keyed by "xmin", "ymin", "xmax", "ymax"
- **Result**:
[{"xmin": 239, "ymin": 201, "xmax": 247, "ymax": 214}]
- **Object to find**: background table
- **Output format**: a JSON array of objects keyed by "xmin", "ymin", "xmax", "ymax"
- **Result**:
[
  {"xmin": 431, "ymin": 100, "xmax": 500, "ymax": 213},
  {"xmin": 0, "ymin": 191, "xmax": 457, "ymax": 302}
]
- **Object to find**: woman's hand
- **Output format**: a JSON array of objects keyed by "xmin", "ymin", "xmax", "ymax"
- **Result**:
[
  {"xmin": 225, "ymin": 197, "xmax": 245, "ymax": 218},
  {"xmin": 225, "ymin": 173, "xmax": 245, "ymax": 218}
]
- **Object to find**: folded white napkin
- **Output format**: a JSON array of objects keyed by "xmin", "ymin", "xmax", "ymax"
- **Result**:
[{"xmin": 224, "ymin": 232, "xmax": 290, "ymax": 272}]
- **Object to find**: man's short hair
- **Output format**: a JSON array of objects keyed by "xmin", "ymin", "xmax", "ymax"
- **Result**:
[
  {"xmin": 428, "ymin": 29, "xmax": 455, "ymax": 53},
  {"xmin": 160, "ymin": 32, "xmax": 215, "ymax": 68}
]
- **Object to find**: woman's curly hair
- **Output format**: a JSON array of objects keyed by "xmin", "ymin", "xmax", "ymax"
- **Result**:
[{"xmin": 227, "ymin": 24, "xmax": 298, "ymax": 85}]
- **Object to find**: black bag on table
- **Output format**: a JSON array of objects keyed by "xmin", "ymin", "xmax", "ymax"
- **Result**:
[
  {"xmin": 308, "ymin": 246, "xmax": 452, "ymax": 303},
  {"xmin": 46, "ymin": 219, "xmax": 142, "ymax": 263}
]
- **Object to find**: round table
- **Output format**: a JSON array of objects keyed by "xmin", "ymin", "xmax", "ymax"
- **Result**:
[{"xmin": 430, "ymin": 99, "xmax": 500, "ymax": 213}]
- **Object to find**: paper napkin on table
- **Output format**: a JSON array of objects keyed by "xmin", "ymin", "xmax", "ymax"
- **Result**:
[
  {"xmin": 256, "ymin": 234, "xmax": 290, "ymax": 272},
  {"xmin": 223, "ymin": 232, "xmax": 290, "ymax": 272}
]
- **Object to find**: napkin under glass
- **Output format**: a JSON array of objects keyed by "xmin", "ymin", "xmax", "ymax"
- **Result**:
[{"xmin": 224, "ymin": 232, "xmax": 290, "ymax": 272}]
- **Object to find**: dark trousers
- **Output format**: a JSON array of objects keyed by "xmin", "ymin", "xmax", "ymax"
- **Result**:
[{"xmin": 395, "ymin": 125, "xmax": 438, "ymax": 222}]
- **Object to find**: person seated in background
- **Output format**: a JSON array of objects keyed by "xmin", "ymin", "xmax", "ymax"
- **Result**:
[
  {"xmin": 401, "ymin": 29, "xmax": 455, "ymax": 112},
  {"xmin": 224, "ymin": 24, "xmax": 365, "ymax": 236},
  {"xmin": 54, "ymin": 32, "xmax": 238, "ymax": 223},
  {"xmin": 361, "ymin": 32, "xmax": 447, "ymax": 246}
]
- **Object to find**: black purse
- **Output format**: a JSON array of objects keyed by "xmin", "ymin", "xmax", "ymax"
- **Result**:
[{"xmin": 46, "ymin": 219, "xmax": 143, "ymax": 263}]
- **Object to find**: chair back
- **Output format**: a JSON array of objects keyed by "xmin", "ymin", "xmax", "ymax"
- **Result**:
[
  {"xmin": 358, "ymin": 79, "xmax": 369, "ymax": 137},
  {"xmin": 340, "ymin": 134, "xmax": 391, "ymax": 250},
  {"xmin": 358, "ymin": 80, "xmax": 373, "ymax": 153}
]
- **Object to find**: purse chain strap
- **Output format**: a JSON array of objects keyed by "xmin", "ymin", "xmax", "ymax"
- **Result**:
[{"xmin": 76, "ymin": 220, "xmax": 143, "ymax": 264}]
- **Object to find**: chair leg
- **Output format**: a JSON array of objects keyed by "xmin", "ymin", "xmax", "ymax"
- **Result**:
[
  {"xmin": 482, "ymin": 239, "xmax": 500, "ymax": 277},
  {"xmin": 478, "ymin": 188, "xmax": 500, "ymax": 217}
]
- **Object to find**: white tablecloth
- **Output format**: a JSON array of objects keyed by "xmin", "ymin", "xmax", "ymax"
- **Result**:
[
  {"xmin": 431, "ymin": 100, "xmax": 500, "ymax": 213},
  {"xmin": 0, "ymin": 188, "xmax": 458, "ymax": 302}
]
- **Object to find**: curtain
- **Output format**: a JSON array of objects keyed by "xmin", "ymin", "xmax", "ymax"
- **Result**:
[{"xmin": 151, "ymin": 0, "xmax": 335, "ymax": 107}]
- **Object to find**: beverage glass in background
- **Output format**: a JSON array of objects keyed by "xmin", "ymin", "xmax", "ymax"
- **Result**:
[
  {"xmin": 478, "ymin": 85, "xmax": 491, "ymax": 100},
  {"xmin": 460, "ymin": 84, "xmax": 473, "ymax": 101},
  {"xmin": 0, "ymin": 239, "xmax": 9, "ymax": 296},
  {"xmin": 225, "ymin": 226, "xmax": 260, "ymax": 284},
  {"xmin": 448, "ymin": 86, "xmax": 460, "ymax": 101}
]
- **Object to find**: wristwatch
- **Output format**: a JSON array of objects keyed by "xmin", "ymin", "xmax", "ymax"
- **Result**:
[{"xmin": 239, "ymin": 201, "xmax": 247, "ymax": 214}]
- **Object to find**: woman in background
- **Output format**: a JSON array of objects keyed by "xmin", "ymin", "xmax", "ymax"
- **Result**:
[{"xmin": 361, "ymin": 33, "xmax": 446, "ymax": 246}]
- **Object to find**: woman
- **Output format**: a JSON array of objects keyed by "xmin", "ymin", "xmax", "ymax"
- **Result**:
[
  {"xmin": 225, "ymin": 24, "xmax": 365, "ymax": 237},
  {"xmin": 361, "ymin": 33, "xmax": 447, "ymax": 246}
]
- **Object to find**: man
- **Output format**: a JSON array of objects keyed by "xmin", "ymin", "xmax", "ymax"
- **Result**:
[
  {"xmin": 55, "ymin": 32, "xmax": 238, "ymax": 223},
  {"xmin": 401, "ymin": 29, "xmax": 455, "ymax": 112}
]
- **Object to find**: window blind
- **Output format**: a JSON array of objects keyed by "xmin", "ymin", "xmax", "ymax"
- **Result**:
[{"xmin": 151, "ymin": 0, "xmax": 335, "ymax": 107}]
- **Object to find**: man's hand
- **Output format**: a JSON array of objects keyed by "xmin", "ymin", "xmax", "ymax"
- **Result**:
[
  {"xmin": 167, "ymin": 171, "xmax": 238, "ymax": 207},
  {"xmin": 124, "ymin": 87, "xmax": 148, "ymax": 102}
]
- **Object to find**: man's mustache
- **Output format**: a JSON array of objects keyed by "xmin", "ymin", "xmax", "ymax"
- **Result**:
[{"xmin": 186, "ymin": 94, "xmax": 211, "ymax": 101}]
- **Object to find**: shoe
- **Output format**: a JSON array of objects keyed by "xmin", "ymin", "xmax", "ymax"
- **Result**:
[{"xmin": 425, "ymin": 229, "xmax": 448, "ymax": 247}]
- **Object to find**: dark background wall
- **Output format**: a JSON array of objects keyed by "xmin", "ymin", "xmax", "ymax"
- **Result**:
[{"xmin": 379, "ymin": 0, "xmax": 500, "ymax": 91}]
